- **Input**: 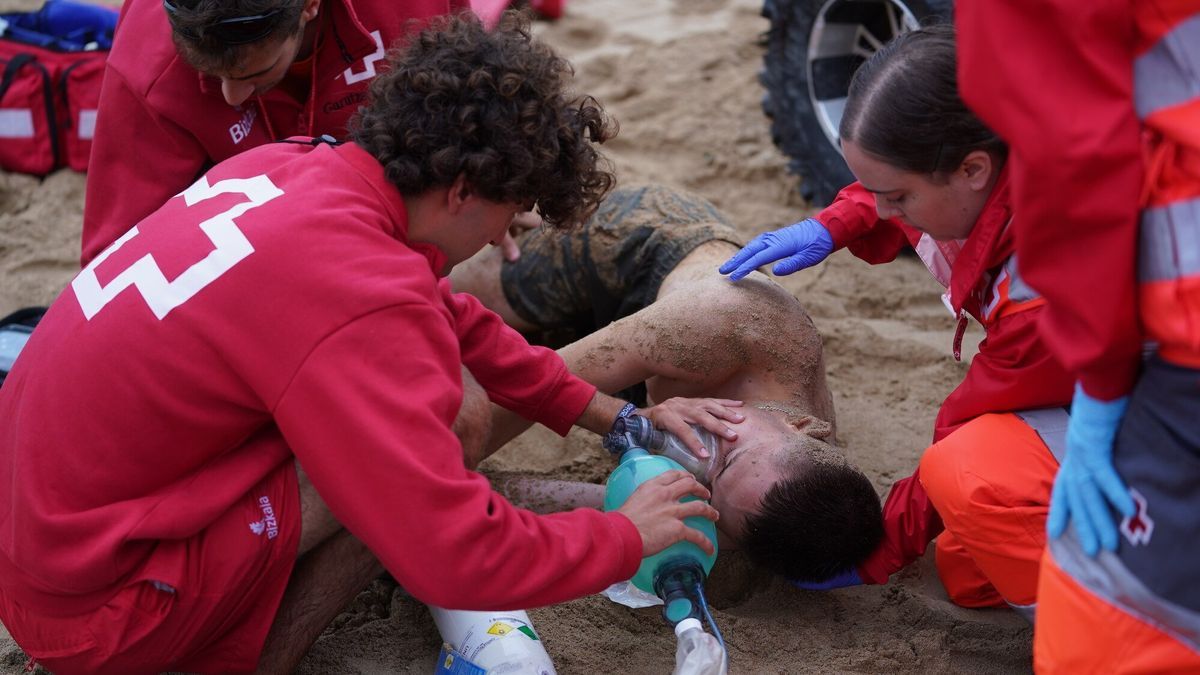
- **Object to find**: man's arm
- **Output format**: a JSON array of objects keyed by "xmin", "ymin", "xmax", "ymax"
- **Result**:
[
  {"xmin": 275, "ymin": 302, "xmax": 643, "ymax": 609},
  {"xmin": 445, "ymin": 283, "xmax": 742, "ymax": 465},
  {"xmin": 441, "ymin": 281, "xmax": 597, "ymax": 434},
  {"xmin": 82, "ymin": 68, "xmax": 209, "ymax": 265},
  {"xmin": 469, "ymin": 389, "xmax": 623, "ymax": 468}
]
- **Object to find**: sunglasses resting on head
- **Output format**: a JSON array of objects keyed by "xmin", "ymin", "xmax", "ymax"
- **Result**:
[{"xmin": 162, "ymin": 0, "xmax": 291, "ymax": 45}]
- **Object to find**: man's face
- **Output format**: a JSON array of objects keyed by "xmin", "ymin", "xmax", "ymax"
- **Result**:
[
  {"xmin": 431, "ymin": 197, "xmax": 527, "ymax": 277},
  {"xmin": 213, "ymin": 32, "xmax": 306, "ymax": 106},
  {"xmin": 708, "ymin": 405, "xmax": 800, "ymax": 543}
]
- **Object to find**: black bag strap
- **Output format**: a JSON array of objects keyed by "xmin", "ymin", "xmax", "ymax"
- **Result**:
[
  {"xmin": 0, "ymin": 52, "xmax": 37, "ymax": 101},
  {"xmin": 57, "ymin": 55, "xmax": 103, "ymax": 130},
  {"xmin": 31, "ymin": 58, "xmax": 60, "ymax": 167},
  {"xmin": 0, "ymin": 52, "xmax": 61, "ymax": 170}
]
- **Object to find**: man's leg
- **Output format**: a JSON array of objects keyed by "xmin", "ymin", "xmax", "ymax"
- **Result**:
[
  {"xmin": 918, "ymin": 413, "xmax": 1058, "ymax": 617},
  {"xmin": 256, "ymin": 464, "xmax": 384, "ymax": 674},
  {"xmin": 450, "ymin": 184, "xmax": 742, "ymax": 343},
  {"xmin": 493, "ymin": 476, "xmax": 606, "ymax": 513},
  {"xmin": 449, "ymin": 248, "xmax": 537, "ymax": 331}
]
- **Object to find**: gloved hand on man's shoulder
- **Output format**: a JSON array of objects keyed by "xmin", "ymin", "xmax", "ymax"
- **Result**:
[{"xmin": 719, "ymin": 218, "xmax": 833, "ymax": 281}]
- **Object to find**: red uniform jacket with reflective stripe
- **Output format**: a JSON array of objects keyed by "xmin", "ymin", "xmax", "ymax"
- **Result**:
[
  {"xmin": 0, "ymin": 141, "xmax": 641, "ymax": 614},
  {"xmin": 817, "ymin": 169, "xmax": 1075, "ymax": 582},
  {"xmin": 956, "ymin": 0, "xmax": 1149, "ymax": 400},
  {"xmin": 81, "ymin": 0, "xmax": 467, "ymax": 266},
  {"xmin": 1131, "ymin": 3, "xmax": 1200, "ymax": 368}
]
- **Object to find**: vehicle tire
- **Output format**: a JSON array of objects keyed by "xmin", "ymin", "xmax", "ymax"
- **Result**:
[{"xmin": 761, "ymin": 0, "xmax": 953, "ymax": 207}]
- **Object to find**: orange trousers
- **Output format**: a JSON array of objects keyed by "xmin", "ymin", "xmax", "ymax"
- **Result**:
[
  {"xmin": 918, "ymin": 413, "xmax": 1058, "ymax": 609},
  {"xmin": 1035, "ymin": 552, "xmax": 1200, "ymax": 673}
]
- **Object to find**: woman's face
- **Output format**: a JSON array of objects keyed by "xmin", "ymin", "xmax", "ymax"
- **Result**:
[{"xmin": 842, "ymin": 140, "xmax": 995, "ymax": 242}]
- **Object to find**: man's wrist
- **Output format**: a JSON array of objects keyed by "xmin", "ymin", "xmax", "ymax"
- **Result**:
[
  {"xmin": 575, "ymin": 391, "xmax": 634, "ymax": 436},
  {"xmin": 602, "ymin": 402, "xmax": 637, "ymax": 452},
  {"xmin": 613, "ymin": 402, "xmax": 636, "ymax": 423}
]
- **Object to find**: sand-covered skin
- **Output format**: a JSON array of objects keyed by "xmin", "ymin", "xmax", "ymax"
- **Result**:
[{"xmin": 0, "ymin": 0, "xmax": 1023, "ymax": 671}]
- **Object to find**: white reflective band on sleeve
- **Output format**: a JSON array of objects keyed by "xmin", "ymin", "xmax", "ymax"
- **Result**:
[
  {"xmin": 78, "ymin": 109, "xmax": 97, "ymax": 140},
  {"xmin": 1134, "ymin": 14, "xmax": 1200, "ymax": 118},
  {"xmin": 1140, "ymin": 197, "xmax": 1200, "ymax": 282},
  {"xmin": 1015, "ymin": 407, "xmax": 1069, "ymax": 464},
  {"xmin": 0, "ymin": 109, "xmax": 35, "ymax": 138},
  {"xmin": 1004, "ymin": 255, "xmax": 1041, "ymax": 303},
  {"xmin": 1051, "ymin": 529, "xmax": 1200, "ymax": 651}
]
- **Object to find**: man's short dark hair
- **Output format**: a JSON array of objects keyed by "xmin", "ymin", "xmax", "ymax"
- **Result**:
[
  {"xmin": 741, "ymin": 455, "xmax": 884, "ymax": 582},
  {"xmin": 167, "ymin": 0, "xmax": 304, "ymax": 72},
  {"xmin": 350, "ymin": 12, "xmax": 616, "ymax": 229}
]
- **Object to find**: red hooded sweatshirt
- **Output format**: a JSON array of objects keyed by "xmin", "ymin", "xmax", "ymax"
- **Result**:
[
  {"xmin": 0, "ymin": 140, "xmax": 641, "ymax": 617},
  {"xmin": 81, "ymin": 0, "xmax": 468, "ymax": 266}
]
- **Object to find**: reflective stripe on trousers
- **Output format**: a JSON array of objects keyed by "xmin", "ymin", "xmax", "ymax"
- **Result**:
[
  {"xmin": 1049, "ymin": 531, "xmax": 1200, "ymax": 651},
  {"xmin": 1007, "ymin": 407, "xmax": 1068, "ymax": 621},
  {"xmin": 1040, "ymin": 357, "xmax": 1200, "ymax": 666},
  {"xmin": 1015, "ymin": 407, "xmax": 1067, "ymax": 464}
]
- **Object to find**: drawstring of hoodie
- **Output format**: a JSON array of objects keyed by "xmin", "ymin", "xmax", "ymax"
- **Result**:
[{"xmin": 253, "ymin": 56, "xmax": 319, "ymax": 140}]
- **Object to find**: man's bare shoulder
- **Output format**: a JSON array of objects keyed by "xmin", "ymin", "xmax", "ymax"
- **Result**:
[
  {"xmin": 638, "ymin": 241, "xmax": 831, "ymax": 413},
  {"xmin": 657, "ymin": 241, "xmax": 816, "ymax": 328}
]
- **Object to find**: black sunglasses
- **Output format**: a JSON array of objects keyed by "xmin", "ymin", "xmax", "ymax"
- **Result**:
[{"xmin": 162, "ymin": 0, "xmax": 291, "ymax": 45}]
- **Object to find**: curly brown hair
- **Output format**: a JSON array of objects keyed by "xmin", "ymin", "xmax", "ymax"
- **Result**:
[
  {"xmin": 350, "ymin": 12, "xmax": 616, "ymax": 229},
  {"xmin": 166, "ymin": 0, "xmax": 304, "ymax": 73}
]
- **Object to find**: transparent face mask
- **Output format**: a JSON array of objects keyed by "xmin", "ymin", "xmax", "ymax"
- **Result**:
[
  {"xmin": 650, "ymin": 425, "xmax": 720, "ymax": 486},
  {"xmin": 604, "ymin": 415, "xmax": 722, "ymax": 485}
]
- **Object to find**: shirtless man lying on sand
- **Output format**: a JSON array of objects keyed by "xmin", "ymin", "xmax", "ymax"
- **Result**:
[{"xmin": 451, "ymin": 185, "xmax": 883, "ymax": 582}]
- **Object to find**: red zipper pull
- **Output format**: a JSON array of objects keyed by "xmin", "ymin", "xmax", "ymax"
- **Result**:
[{"xmin": 952, "ymin": 312, "xmax": 968, "ymax": 362}]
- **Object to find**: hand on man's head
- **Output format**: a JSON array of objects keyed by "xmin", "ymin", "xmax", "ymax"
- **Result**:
[{"xmin": 641, "ymin": 397, "xmax": 745, "ymax": 458}]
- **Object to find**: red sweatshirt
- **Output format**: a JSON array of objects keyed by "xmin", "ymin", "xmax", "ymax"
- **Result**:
[
  {"xmin": 955, "ymin": 0, "xmax": 1144, "ymax": 401},
  {"xmin": 81, "ymin": 0, "xmax": 467, "ymax": 266},
  {"xmin": 0, "ymin": 140, "xmax": 641, "ymax": 615},
  {"xmin": 817, "ymin": 169, "xmax": 1075, "ymax": 582}
]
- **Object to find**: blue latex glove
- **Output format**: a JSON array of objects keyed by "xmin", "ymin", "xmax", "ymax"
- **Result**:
[
  {"xmin": 791, "ymin": 567, "xmax": 862, "ymax": 591},
  {"xmin": 1047, "ymin": 383, "xmax": 1137, "ymax": 556},
  {"xmin": 718, "ymin": 218, "xmax": 833, "ymax": 281}
]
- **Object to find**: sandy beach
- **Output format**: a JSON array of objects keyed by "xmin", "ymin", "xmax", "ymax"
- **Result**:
[{"xmin": 0, "ymin": 0, "xmax": 1031, "ymax": 671}]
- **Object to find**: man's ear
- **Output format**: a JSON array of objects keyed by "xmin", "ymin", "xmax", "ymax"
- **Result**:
[
  {"xmin": 959, "ymin": 150, "xmax": 994, "ymax": 192},
  {"xmin": 301, "ymin": 0, "xmax": 321, "ymax": 23},
  {"xmin": 446, "ymin": 173, "xmax": 473, "ymax": 215}
]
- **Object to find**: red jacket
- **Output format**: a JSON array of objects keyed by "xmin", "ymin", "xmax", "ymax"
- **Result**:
[
  {"xmin": 817, "ymin": 168, "xmax": 1075, "ymax": 582},
  {"xmin": 0, "ymin": 140, "xmax": 641, "ymax": 615},
  {"xmin": 955, "ymin": 0, "xmax": 1144, "ymax": 401},
  {"xmin": 81, "ymin": 0, "xmax": 467, "ymax": 266}
]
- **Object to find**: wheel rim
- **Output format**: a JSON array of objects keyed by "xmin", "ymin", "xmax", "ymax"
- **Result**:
[{"xmin": 806, "ymin": 0, "xmax": 920, "ymax": 155}]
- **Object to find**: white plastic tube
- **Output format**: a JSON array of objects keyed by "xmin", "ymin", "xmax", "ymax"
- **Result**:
[{"xmin": 430, "ymin": 607, "xmax": 557, "ymax": 674}]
